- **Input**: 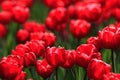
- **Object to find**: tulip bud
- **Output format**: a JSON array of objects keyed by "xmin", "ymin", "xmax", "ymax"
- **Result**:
[
  {"xmin": 25, "ymin": 40, "xmax": 45, "ymax": 57},
  {"xmin": 87, "ymin": 59, "xmax": 111, "ymax": 80},
  {"xmin": 0, "ymin": 55, "xmax": 24, "ymax": 80},
  {"xmin": 70, "ymin": 19, "xmax": 91, "ymax": 39},
  {"xmin": 76, "ymin": 44, "xmax": 101, "ymax": 68},
  {"xmin": 36, "ymin": 59, "xmax": 55, "ymax": 78},
  {"xmin": 16, "ymin": 29, "xmax": 29, "ymax": 43},
  {"xmin": 87, "ymin": 37, "xmax": 102, "ymax": 51},
  {"xmin": 46, "ymin": 46, "xmax": 66, "ymax": 67},
  {"xmin": 12, "ymin": 6, "xmax": 30, "ymax": 24},
  {"xmin": 62, "ymin": 50, "xmax": 76, "ymax": 68},
  {"xmin": 0, "ymin": 24, "xmax": 7, "ymax": 39}
]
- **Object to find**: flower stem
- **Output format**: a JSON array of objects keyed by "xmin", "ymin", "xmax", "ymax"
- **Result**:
[
  {"xmin": 111, "ymin": 50, "xmax": 116, "ymax": 72},
  {"xmin": 56, "ymin": 68, "xmax": 58, "ymax": 80},
  {"xmin": 83, "ymin": 71, "xmax": 87, "ymax": 80},
  {"xmin": 70, "ymin": 68, "xmax": 75, "ymax": 80}
]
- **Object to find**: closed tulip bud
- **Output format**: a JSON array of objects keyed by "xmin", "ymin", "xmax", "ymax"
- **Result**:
[
  {"xmin": 70, "ymin": 19, "xmax": 91, "ymax": 39},
  {"xmin": 16, "ymin": 29, "xmax": 29, "ymax": 43},
  {"xmin": 12, "ymin": 6, "xmax": 30, "ymax": 24},
  {"xmin": 46, "ymin": 46, "xmax": 66, "ymax": 67},
  {"xmin": 87, "ymin": 59, "xmax": 111, "ymax": 80},
  {"xmin": 36, "ymin": 59, "xmax": 55, "ymax": 78},
  {"xmin": 76, "ymin": 44, "xmax": 101, "ymax": 68},
  {"xmin": 62, "ymin": 50, "xmax": 76, "ymax": 68}
]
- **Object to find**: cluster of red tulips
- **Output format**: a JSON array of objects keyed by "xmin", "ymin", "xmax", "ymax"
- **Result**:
[{"xmin": 0, "ymin": 0, "xmax": 120, "ymax": 80}]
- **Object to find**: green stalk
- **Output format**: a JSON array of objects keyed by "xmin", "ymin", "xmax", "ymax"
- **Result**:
[
  {"xmin": 56, "ymin": 68, "xmax": 58, "ymax": 80},
  {"xmin": 111, "ymin": 50, "xmax": 116, "ymax": 72}
]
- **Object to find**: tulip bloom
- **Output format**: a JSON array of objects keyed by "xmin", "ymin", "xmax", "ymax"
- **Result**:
[
  {"xmin": 0, "ymin": 55, "xmax": 24, "ymax": 80},
  {"xmin": 62, "ymin": 50, "xmax": 76, "ymax": 68},
  {"xmin": 16, "ymin": 29, "xmax": 29, "ymax": 43},
  {"xmin": 12, "ymin": 44, "xmax": 36, "ymax": 67},
  {"xmin": 87, "ymin": 37, "xmax": 102, "ymax": 51},
  {"xmin": 87, "ymin": 59, "xmax": 111, "ymax": 80},
  {"xmin": 36, "ymin": 59, "xmax": 55, "ymax": 78},
  {"xmin": 25, "ymin": 40, "xmax": 45, "ymax": 57},
  {"xmin": 102, "ymin": 72, "xmax": 120, "ymax": 80},
  {"xmin": 0, "ymin": 24, "xmax": 7, "ymax": 38},
  {"xmin": 76, "ymin": 44, "xmax": 101, "ymax": 68},
  {"xmin": 70, "ymin": 19, "xmax": 91, "ymax": 39},
  {"xmin": 46, "ymin": 46, "xmax": 66, "ymax": 67},
  {"xmin": 12, "ymin": 6, "xmax": 30, "ymax": 24},
  {"xmin": 98, "ymin": 24, "xmax": 120, "ymax": 49}
]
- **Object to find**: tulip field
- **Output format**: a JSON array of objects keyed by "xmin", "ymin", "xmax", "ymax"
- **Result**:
[{"xmin": 0, "ymin": 0, "xmax": 120, "ymax": 80}]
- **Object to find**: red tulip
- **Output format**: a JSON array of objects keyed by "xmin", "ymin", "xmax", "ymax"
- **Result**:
[
  {"xmin": 46, "ymin": 46, "xmax": 66, "ymax": 67},
  {"xmin": 23, "ymin": 21, "xmax": 46, "ymax": 32},
  {"xmin": 23, "ymin": 21, "xmax": 38, "ymax": 32},
  {"xmin": 87, "ymin": 59, "xmax": 111, "ymax": 80},
  {"xmin": 30, "ymin": 32, "xmax": 44, "ymax": 41},
  {"xmin": 102, "ymin": 72, "xmax": 120, "ymax": 80},
  {"xmin": 17, "ymin": 0, "xmax": 34, "ymax": 8},
  {"xmin": 76, "ymin": 44, "xmax": 101, "ymax": 68},
  {"xmin": 45, "ymin": 17, "xmax": 56, "ymax": 30},
  {"xmin": 87, "ymin": 37, "xmax": 102, "ymax": 51},
  {"xmin": 0, "ymin": 55, "xmax": 24, "ymax": 80},
  {"xmin": 70, "ymin": 19, "xmax": 91, "ymax": 39},
  {"xmin": 0, "ymin": 24, "xmax": 7, "ymax": 39},
  {"xmin": 75, "ymin": 2, "xmax": 102, "ymax": 22},
  {"xmin": 23, "ymin": 52, "xmax": 36, "ymax": 67},
  {"xmin": 36, "ymin": 59, "xmax": 55, "ymax": 78},
  {"xmin": 62, "ymin": 50, "xmax": 76, "ymax": 68},
  {"xmin": 12, "ymin": 6, "xmax": 30, "ymax": 24},
  {"xmin": 112, "ymin": 8, "xmax": 120, "ymax": 21},
  {"xmin": 14, "ymin": 71, "xmax": 26, "ymax": 80},
  {"xmin": 42, "ymin": 32, "xmax": 56, "ymax": 47},
  {"xmin": 16, "ymin": 29, "xmax": 29, "ymax": 43},
  {"xmin": 0, "ymin": 11, "xmax": 13, "ymax": 24},
  {"xmin": 98, "ymin": 24, "xmax": 120, "ymax": 49},
  {"xmin": 1, "ymin": 1, "xmax": 15, "ymax": 11},
  {"xmin": 25, "ymin": 40, "xmax": 45, "ymax": 57},
  {"xmin": 46, "ymin": 7, "xmax": 68, "ymax": 31},
  {"xmin": 12, "ymin": 44, "xmax": 36, "ymax": 67}
]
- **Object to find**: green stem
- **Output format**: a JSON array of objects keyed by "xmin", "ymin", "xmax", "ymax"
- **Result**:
[
  {"xmin": 111, "ymin": 50, "xmax": 116, "ymax": 72},
  {"xmin": 70, "ymin": 68, "xmax": 75, "ymax": 80},
  {"xmin": 44, "ymin": 78, "xmax": 47, "ymax": 80},
  {"xmin": 29, "ymin": 67, "xmax": 36, "ymax": 80},
  {"xmin": 56, "ymin": 68, "xmax": 58, "ymax": 80},
  {"xmin": 83, "ymin": 71, "xmax": 87, "ymax": 80}
]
